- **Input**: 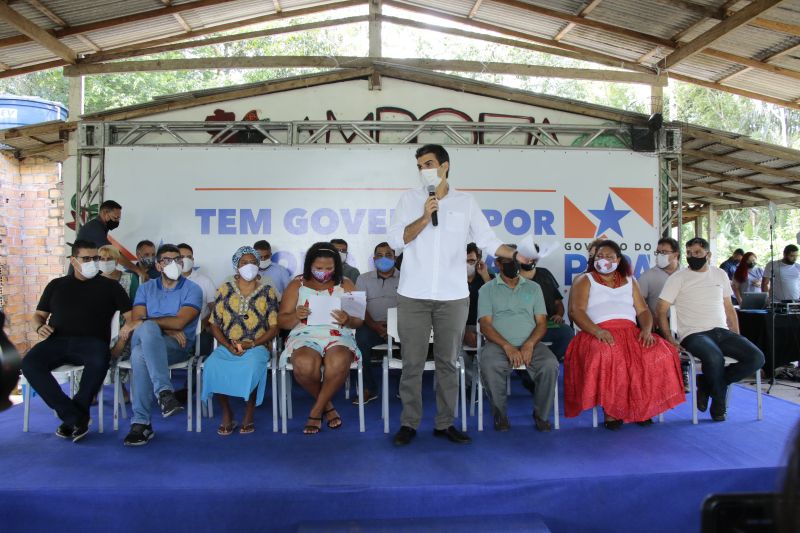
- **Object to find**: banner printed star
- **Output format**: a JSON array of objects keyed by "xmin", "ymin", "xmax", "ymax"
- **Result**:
[{"xmin": 589, "ymin": 195, "xmax": 630, "ymax": 238}]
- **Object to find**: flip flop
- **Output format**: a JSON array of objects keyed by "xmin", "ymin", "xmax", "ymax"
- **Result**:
[
  {"xmin": 324, "ymin": 408, "xmax": 342, "ymax": 430},
  {"xmin": 217, "ymin": 421, "xmax": 238, "ymax": 436},
  {"xmin": 239, "ymin": 423, "xmax": 255, "ymax": 435},
  {"xmin": 303, "ymin": 416, "xmax": 322, "ymax": 435}
]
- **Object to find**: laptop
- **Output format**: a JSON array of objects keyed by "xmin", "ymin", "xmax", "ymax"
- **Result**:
[{"xmin": 740, "ymin": 292, "xmax": 768, "ymax": 310}]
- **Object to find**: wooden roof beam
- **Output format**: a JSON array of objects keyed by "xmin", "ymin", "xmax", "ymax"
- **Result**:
[
  {"xmin": 273, "ymin": 0, "xmax": 282, "ymax": 13},
  {"xmin": 75, "ymin": 33, "xmax": 101, "ymax": 52},
  {"xmin": 749, "ymin": 18, "xmax": 800, "ymax": 36},
  {"xmin": 683, "ymin": 148, "xmax": 800, "ymax": 181},
  {"xmin": 172, "ymin": 13, "xmax": 192, "ymax": 32},
  {"xmin": 669, "ymin": 72, "xmax": 800, "ymax": 112},
  {"xmin": 0, "ymin": 2, "xmax": 76, "ymax": 62},
  {"xmin": 682, "ymin": 178, "xmax": 771, "ymax": 201},
  {"xmin": 682, "ymin": 165, "xmax": 800, "ymax": 195},
  {"xmin": 24, "ymin": 0, "xmax": 67, "ymax": 27},
  {"xmin": 468, "ymin": 0, "xmax": 483, "ymax": 19},
  {"xmin": 553, "ymin": 0, "xmax": 604, "ymax": 42},
  {"xmin": 662, "ymin": 0, "xmax": 783, "ymax": 69},
  {"xmin": 683, "ymin": 127, "xmax": 800, "ymax": 163}
]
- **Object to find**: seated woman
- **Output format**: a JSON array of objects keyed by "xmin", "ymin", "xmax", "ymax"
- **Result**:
[
  {"xmin": 565, "ymin": 239, "xmax": 685, "ymax": 429},
  {"xmin": 202, "ymin": 246, "xmax": 279, "ymax": 435},
  {"xmin": 732, "ymin": 251, "xmax": 764, "ymax": 303},
  {"xmin": 278, "ymin": 242, "xmax": 363, "ymax": 435}
]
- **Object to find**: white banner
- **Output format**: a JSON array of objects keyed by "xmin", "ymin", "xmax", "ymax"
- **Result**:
[{"xmin": 105, "ymin": 145, "xmax": 660, "ymax": 297}]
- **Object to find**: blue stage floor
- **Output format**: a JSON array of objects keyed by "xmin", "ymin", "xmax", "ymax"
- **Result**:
[{"xmin": 1, "ymin": 375, "xmax": 797, "ymax": 533}]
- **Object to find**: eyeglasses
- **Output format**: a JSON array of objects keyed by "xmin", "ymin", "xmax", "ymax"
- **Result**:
[
  {"xmin": 74, "ymin": 255, "xmax": 100, "ymax": 262},
  {"xmin": 654, "ymin": 250, "xmax": 675, "ymax": 256},
  {"xmin": 159, "ymin": 257, "xmax": 183, "ymax": 265},
  {"xmin": 179, "ymin": 254, "xmax": 194, "ymax": 260}
]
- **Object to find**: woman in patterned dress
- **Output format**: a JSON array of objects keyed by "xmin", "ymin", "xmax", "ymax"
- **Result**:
[
  {"xmin": 202, "ymin": 246, "xmax": 279, "ymax": 435},
  {"xmin": 278, "ymin": 242, "xmax": 363, "ymax": 435}
]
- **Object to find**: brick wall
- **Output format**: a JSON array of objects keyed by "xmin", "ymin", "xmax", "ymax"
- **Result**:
[{"xmin": 0, "ymin": 152, "xmax": 64, "ymax": 353}]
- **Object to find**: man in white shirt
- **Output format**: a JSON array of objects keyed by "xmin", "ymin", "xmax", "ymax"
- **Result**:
[
  {"xmin": 762, "ymin": 244, "xmax": 800, "ymax": 301},
  {"xmin": 387, "ymin": 144, "xmax": 531, "ymax": 446},
  {"xmin": 656, "ymin": 237, "xmax": 764, "ymax": 422},
  {"xmin": 639, "ymin": 237, "xmax": 681, "ymax": 323},
  {"xmin": 178, "ymin": 243, "xmax": 216, "ymax": 356}
]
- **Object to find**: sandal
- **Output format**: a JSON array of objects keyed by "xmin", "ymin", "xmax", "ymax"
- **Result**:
[
  {"xmin": 217, "ymin": 421, "xmax": 238, "ymax": 436},
  {"xmin": 324, "ymin": 408, "xmax": 342, "ymax": 430},
  {"xmin": 303, "ymin": 416, "xmax": 322, "ymax": 435},
  {"xmin": 239, "ymin": 423, "xmax": 255, "ymax": 435}
]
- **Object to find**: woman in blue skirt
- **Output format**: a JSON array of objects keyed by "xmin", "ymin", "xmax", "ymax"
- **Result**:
[{"xmin": 203, "ymin": 246, "xmax": 279, "ymax": 435}]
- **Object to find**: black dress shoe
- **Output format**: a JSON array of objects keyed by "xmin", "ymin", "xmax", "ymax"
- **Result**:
[
  {"xmin": 695, "ymin": 375, "xmax": 709, "ymax": 413},
  {"xmin": 710, "ymin": 394, "xmax": 727, "ymax": 422},
  {"xmin": 493, "ymin": 414, "xmax": 510, "ymax": 432},
  {"xmin": 393, "ymin": 425, "xmax": 416, "ymax": 446},
  {"xmin": 55, "ymin": 422, "xmax": 73, "ymax": 439},
  {"xmin": 433, "ymin": 425, "xmax": 471, "ymax": 444},
  {"xmin": 533, "ymin": 414, "xmax": 552, "ymax": 432}
]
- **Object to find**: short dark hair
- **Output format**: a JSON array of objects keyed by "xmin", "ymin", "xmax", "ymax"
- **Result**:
[
  {"xmin": 784, "ymin": 244, "xmax": 798, "ymax": 255},
  {"xmin": 466, "ymin": 242, "xmax": 481, "ymax": 258},
  {"xmin": 733, "ymin": 248, "xmax": 745, "ymax": 256},
  {"xmin": 253, "ymin": 240, "xmax": 271, "ymax": 251},
  {"xmin": 136, "ymin": 239, "xmax": 155, "ymax": 253},
  {"xmin": 657, "ymin": 237, "xmax": 680, "ymax": 255},
  {"xmin": 587, "ymin": 239, "xmax": 632, "ymax": 277},
  {"xmin": 71, "ymin": 239, "xmax": 97, "ymax": 256},
  {"xmin": 415, "ymin": 144, "xmax": 450, "ymax": 178},
  {"xmin": 176, "ymin": 243, "xmax": 193, "ymax": 253},
  {"xmin": 330, "ymin": 239, "xmax": 348, "ymax": 248},
  {"xmin": 100, "ymin": 200, "xmax": 121, "ymax": 212},
  {"xmin": 686, "ymin": 237, "xmax": 710, "ymax": 251},
  {"xmin": 156, "ymin": 244, "xmax": 180, "ymax": 261},
  {"xmin": 373, "ymin": 242, "xmax": 392, "ymax": 255},
  {"xmin": 303, "ymin": 242, "xmax": 343, "ymax": 284}
]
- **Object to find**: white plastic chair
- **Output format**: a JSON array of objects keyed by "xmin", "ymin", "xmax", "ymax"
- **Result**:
[
  {"xmin": 195, "ymin": 336, "xmax": 280, "ymax": 433},
  {"xmin": 381, "ymin": 307, "xmax": 467, "ymax": 434},
  {"xmin": 113, "ymin": 320, "xmax": 200, "ymax": 431}
]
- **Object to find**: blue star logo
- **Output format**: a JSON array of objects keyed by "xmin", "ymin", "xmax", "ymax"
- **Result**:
[{"xmin": 589, "ymin": 195, "xmax": 630, "ymax": 237}]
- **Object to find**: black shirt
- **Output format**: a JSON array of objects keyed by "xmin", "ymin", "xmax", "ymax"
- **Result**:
[
  {"xmin": 37, "ymin": 274, "xmax": 132, "ymax": 344},
  {"xmin": 467, "ymin": 274, "xmax": 493, "ymax": 325},
  {"xmin": 531, "ymin": 267, "xmax": 562, "ymax": 318},
  {"xmin": 76, "ymin": 217, "xmax": 110, "ymax": 248}
]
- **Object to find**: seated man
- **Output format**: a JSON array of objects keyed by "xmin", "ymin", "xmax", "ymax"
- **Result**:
[
  {"xmin": 178, "ymin": 242, "xmax": 216, "ymax": 356},
  {"xmin": 135, "ymin": 239, "xmax": 159, "ymax": 282},
  {"xmin": 638, "ymin": 237, "xmax": 681, "ymax": 329},
  {"xmin": 463, "ymin": 242, "xmax": 492, "ymax": 388},
  {"xmin": 354, "ymin": 242, "xmax": 400, "ymax": 403},
  {"xmin": 254, "ymin": 239, "xmax": 291, "ymax": 297},
  {"xmin": 657, "ymin": 237, "xmax": 765, "ymax": 422},
  {"xmin": 477, "ymin": 251, "xmax": 559, "ymax": 432},
  {"xmin": 332, "ymin": 238, "xmax": 360, "ymax": 283},
  {"xmin": 123, "ymin": 244, "xmax": 203, "ymax": 446},
  {"xmin": 21, "ymin": 239, "xmax": 132, "ymax": 442}
]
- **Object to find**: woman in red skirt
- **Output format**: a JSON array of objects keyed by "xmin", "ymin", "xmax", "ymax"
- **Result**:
[{"xmin": 565, "ymin": 240, "xmax": 685, "ymax": 429}]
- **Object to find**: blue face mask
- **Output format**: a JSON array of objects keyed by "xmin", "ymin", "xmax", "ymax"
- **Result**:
[{"xmin": 375, "ymin": 257, "xmax": 396, "ymax": 273}]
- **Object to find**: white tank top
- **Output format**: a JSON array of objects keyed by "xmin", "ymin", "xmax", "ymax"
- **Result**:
[{"xmin": 586, "ymin": 274, "xmax": 637, "ymax": 325}]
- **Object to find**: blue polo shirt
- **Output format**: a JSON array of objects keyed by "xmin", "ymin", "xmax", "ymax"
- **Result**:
[{"xmin": 133, "ymin": 276, "xmax": 203, "ymax": 343}]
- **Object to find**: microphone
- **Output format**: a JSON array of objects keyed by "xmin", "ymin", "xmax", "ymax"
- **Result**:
[{"xmin": 427, "ymin": 185, "xmax": 438, "ymax": 227}]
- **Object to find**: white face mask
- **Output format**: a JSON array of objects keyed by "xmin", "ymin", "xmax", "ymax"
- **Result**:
[
  {"xmin": 466, "ymin": 263, "xmax": 476, "ymax": 277},
  {"xmin": 98, "ymin": 260, "xmax": 117, "ymax": 274},
  {"xmin": 238, "ymin": 263, "xmax": 259, "ymax": 281},
  {"xmin": 163, "ymin": 261, "xmax": 182, "ymax": 281},
  {"xmin": 339, "ymin": 251, "xmax": 348, "ymax": 264},
  {"xmin": 181, "ymin": 258, "xmax": 194, "ymax": 273},
  {"xmin": 80, "ymin": 261, "xmax": 99, "ymax": 279},
  {"xmin": 656, "ymin": 254, "xmax": 671, "ymax": 269},
  {"xmin": 594, "ymin": 258, "xmax": 619, "ymax": 275},
  {"xmin": 419, "ymin": 168, "xmax": 442, "ymax": 189},
  {"xmin": 259, "ymin": 259, "xmax": 271, "ymax": 270}
]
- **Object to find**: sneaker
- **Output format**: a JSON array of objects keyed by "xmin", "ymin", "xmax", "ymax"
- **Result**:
[
  {"xmin": 124, "ymin": 423, "xmax": 155, "ymax": 446},
  {"xmin": 71, "ymin": 420, "xmax": 90, "ymax": 443},
  {"xmin": 158, "ymin": 390, "xmax": 184, "ymax": 418},
  {"xmin": 351, "ymin": 391, "xmax": 378, "ymax": 406},
  {"xmin": 55, "ymin": 422, "xmax": 73, "ymax": 439}
]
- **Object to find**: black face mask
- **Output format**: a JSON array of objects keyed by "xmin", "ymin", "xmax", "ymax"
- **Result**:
[
  {"xmin": 500, "ymin": 261, "xmax": 519, "ymax": 279},
  {"xmin": 520, "ymin": 262, "xmax": 535, "ymax": 272},
  {"xmin": 747, "ymin": 261, "xmax": 756, "ymax": 268},
  {"xmin": 687, "ymin": 255, "xmax": 707, "ymax": 271},
  {"xmin": 106, "ymin": 219, "xmax": 119, "ymax": 231}
]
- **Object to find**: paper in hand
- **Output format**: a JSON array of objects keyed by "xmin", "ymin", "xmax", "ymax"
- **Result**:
[
  {"xmin": 518, "ymin": 235, "xmax": 561, "ymax": 261},
  {"xmin": 306, "ymin": 294, "xmax": 342, "ymax": 326},
  {"xmin": 341, "ymin": 291, "xmax": 367, "ymax": 320}
]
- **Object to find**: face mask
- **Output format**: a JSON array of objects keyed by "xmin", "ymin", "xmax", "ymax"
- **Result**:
[
  {"xmin": 656, "ymin": 254, "xmax": 671, "ymax": 269},
  {"xmin": 106, "ymin": 219, "xmax": 119, "ymax": 231},
  {"xmin": 375, "ymin": 257, "xmax": 395, "ymax": 273},
  {"xmin": 140, "ymin": 257, "xmax": 155, "ymax": 267},
  {"xmin": 259, "ymin": 259, "xmax": 272, "ymax": 270},
  {"xmin": 747, "ymin": 261, "xmax": 756, "ymax": 268},
  {"xmin": 163, "ymin": 261, "xmax": 182, "ymax": 281},
  {"xmin": 419, "ymin": 168, "xmax": 442, "ymax": 189},
  {"xmin": 238, "ymin": 263, "xmax": 259, "ymax": 281},
  {"xmin": 312, "ymin": 269, "xmax": 334, "ymax": 283},
  {"xmin": 181, "ymin": 258, "xmax": 194, "ymax": 273},
  {"xmin": 594, "ymin": 259, "xmax": 618, "ymax": 275},
  {"xmin": 99, "ymin": 260, "xmax": 117, "ymax": 274},
  {"xmin": 339, "ymin": 251, "xmax": 348, "ymax": 264},
  {"xmin": 80, "ymin": 261, "xmax": 99, "ymax": 279},
  {"xmin": 466, "ymin": 263, "xmax": 476, "ymax": 277},
  {"xmin": 500, "ymin": 261, "xmax": 519, "ymax": 279},
  {"xmin": 686, "ymin": 255, "xmax": 707, "ymax": 271}
]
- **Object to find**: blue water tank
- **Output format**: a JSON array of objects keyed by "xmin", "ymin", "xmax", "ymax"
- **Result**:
[{"xmin": 0, "ymin": 95, "xmax": 68, "ymax": 128}]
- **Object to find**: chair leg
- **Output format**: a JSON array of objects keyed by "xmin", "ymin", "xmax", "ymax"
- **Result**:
[
  {"xmin": 658, "ymin": 413, "xmax": 664, "ymax": 423},
  {"xmin": 690, "ymin": 360, "xmax": 698, "ymax": 425},
  {"xmin": 592, "ymin": 407, "xmax": 598, "ymax": 428},
  {"xmin": 358, "ymin": 365, "xmax": 365, "ymax": 433},
  {"xmin": 477, "ymin": 365, "xmax": 484, "ymax": 432},
  {"xmin": 113, "ymin": 366, "xmax": 120, "ymax": 432},
  {"xmin": 281, "ymin": 367, "xmax": 288, "ymax": 434},
  {"xmin": 383, "ymin": 357, "xmax": 389, "ymax": 434},
  {"xmin": 459, "ymin": 361, "xmax": 467, "ymax": 432},
  {"xmin": 186, "ymin": 359, "xmax": 193, "ymax": 432},
  {"xmin": 287, "ymin": 370, "xmax": 293, "ymax": 420},
  {"xmin": 98, "ymin": 377, "xmax": 104, "ymax": 433},
  {"xmin": 196, "ymin": 362, "xmax": 202, "ymax": 432},
  {"xmin": 345, "ymin": 372, "xmax": 351, "ymax": 400},
  {"xmin": 553, "ymin": 379, "xmax": 560, "ymax": 430},
  {"xmin": 271, "ymin": 362, "xmax": 278, "ymax": 433},
  {"xmin": 756, "ymin": 370, "xmax": 763, "ymax": 421},
  {"xmin": 23, "ymin": 383, "xmax": 31, "ymax": 432}
]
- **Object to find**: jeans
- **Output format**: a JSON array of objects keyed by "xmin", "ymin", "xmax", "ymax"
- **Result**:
[
  {"xmin": 543, "ymin": 324, "xmax": 575, "ymax": 362},
  {"xmin": 21, "ymin": 336, "xmax": 110, "ymax": 426},
  {"xmin": 354, "ymin": 326, "xmax": 385, "ymax": 395},
  {"xmin": 681, "ymin": 328, "xmax": 765, "ymax": 400},
  {"xmin": 130, "ymin": 321, "xmax": 190, "ymax": 425}
]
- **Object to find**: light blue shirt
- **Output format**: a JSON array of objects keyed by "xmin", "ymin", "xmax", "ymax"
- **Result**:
[
  {"xmin": 261, "ymin": 263, "xmax": 292, "ymax": 295},
  {"xmin": 133, "ymin": 276, "xmax": 203, "ymax": 343}
]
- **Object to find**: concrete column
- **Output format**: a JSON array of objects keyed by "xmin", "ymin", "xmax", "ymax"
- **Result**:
[{"xmin": 67, "ymin": 75, "xmax": 84, "ymax": 121}]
